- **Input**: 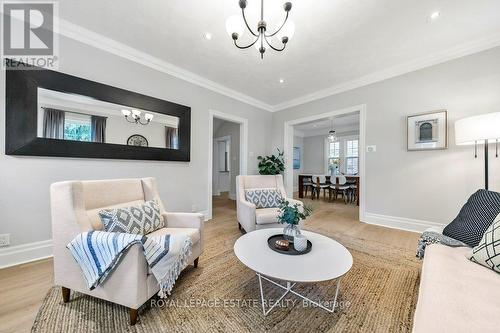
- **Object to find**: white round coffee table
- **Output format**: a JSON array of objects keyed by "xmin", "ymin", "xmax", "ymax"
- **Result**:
[{"xmin": 234, "ymin": 228, "xmax": 353, "ymax": 315}]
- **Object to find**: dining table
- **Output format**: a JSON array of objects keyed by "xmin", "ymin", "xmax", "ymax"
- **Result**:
[{"xmin": 298, "ymin": 174, "xmax": 360, "ymax": 206}]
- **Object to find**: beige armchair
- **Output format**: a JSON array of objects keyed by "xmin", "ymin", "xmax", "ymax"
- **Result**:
[
  {"xmin": 236, "ymin": 175, "xmax": 303, "ymax": 233},
  {"xmin": 50, "ymin": 177, "xmax": 203, "ymax": 325}
]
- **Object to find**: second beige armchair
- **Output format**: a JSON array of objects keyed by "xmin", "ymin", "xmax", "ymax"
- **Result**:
[{"xmin": 236, "ymin": 175, "xmax": 303, "ymax": 233}]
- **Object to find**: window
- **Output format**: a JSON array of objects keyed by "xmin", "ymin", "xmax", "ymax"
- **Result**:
[
  {"xmin": 328, "ymin": 141, "xmax": 340, "ymax": 175},
  {"xmin": 64, "ymin": 112, "xmax": 92, "ymax": 142},
  {"xmin": 345, "ymin": 139, "xmax": 358, "ymax": 174}
]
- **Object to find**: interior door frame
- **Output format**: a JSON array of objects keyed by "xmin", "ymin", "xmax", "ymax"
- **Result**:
[
  {"xmin": 283, "ymin": 104, "xmax": 367, "ymax": 221},
  {"xmin": 207, "ymin": 110, "xmax": 248, "ymax": 220}
]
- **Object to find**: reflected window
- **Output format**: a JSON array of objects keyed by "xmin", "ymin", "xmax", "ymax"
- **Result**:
[{"xmin": 64, "ymin": 113, "xmax": 91, "ymax": 142}]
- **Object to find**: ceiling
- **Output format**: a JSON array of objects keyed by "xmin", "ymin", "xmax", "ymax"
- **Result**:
[
  {"xmin": 294, "ymin": 112, "xmax": 359, "ymax": 137},
  {"xmin": 58, "ymin": 0, "xmax": 500, "ymax": 110}
]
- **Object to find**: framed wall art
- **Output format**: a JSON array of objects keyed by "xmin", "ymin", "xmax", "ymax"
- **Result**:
[{"xmin": 407, "ymin": 110, "xmax": 448, "ymax": 151}]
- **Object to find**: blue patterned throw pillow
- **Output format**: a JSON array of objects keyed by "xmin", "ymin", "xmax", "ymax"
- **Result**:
[
  {"xmin": 99, "ymin": 199, "xmax": 163, "ymax": 235},
  {"xmin": 244, "ymin": 188, "xmax": 282, "ymax": 209}
]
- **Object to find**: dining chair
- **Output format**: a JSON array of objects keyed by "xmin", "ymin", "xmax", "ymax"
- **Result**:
[
  {"xmin": 312, "ymin": 175, "xmax": 330, "ymax": 200},
  {"xmin": 329, "ymin": 174, "xmax": 350, "ymax": 204},
  {"xmin": 348, "ymin": 181, "xmax": 358, "ymax": 204},
  {"xmin": 302, "ymin": 176, "xmax": 314, "ymax": 198}
]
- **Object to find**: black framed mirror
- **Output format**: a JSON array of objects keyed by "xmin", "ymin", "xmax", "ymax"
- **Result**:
[{"xmin": 5, "ymin": 63, "xmax": 191, "ymax": 161}]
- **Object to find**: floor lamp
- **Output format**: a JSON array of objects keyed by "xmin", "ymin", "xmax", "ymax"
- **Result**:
[{"xmin": 455, "ymin": 112, "xmax": 500, "ymax": 190}]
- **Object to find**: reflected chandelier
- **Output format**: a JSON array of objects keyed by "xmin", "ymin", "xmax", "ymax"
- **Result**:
[
  {"xmin": 121, "ymin": 109, "xmax": 154, "ymax": 126},
  {"xmin": 226, "ymin": 0, "xmax": 295, "ymax": 59}
]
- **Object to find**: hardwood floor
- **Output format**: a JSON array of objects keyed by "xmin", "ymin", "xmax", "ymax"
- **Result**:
[
  {"xmin": 0, "ymin": 258, "xmax": 54, "ymax": 333},
  {"xmin": 0, "ymin": 192, "xmax": 419, "ymax": 333}
]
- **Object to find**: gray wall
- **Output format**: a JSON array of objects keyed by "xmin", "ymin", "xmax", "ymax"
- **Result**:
[
  {"xmin": 272, "ymin": 47, "xmax": 500, "ymax": 226},
  {"xmin": 0, "ymin": 35, "xmax": 272, "ymax": 248},
  {"xmin": 302, "ymin": 135, "xmax": 325, "ymax": 174}
]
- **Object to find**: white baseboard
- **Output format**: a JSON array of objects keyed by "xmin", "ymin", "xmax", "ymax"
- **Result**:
[
  {"xmin": 362, "ymin": 212, "xmax": 444, "ymax": 233},
  {"xmin": 0, "ymin": 239, "xmax": 53, "ymax": 269}
]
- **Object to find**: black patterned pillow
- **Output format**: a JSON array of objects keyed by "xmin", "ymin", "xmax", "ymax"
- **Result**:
[
  {"xmin": 244, "ymin": 188, "xmax": 282, "ymax": 209},
  {"xmin": 443, "ymin": 189, "xmax": 500, "ymax": 247},
  {"xmin": 468, "ymin": 213, "xmax": 500, "ymax": 274},
  {"xmin": 99, "ymin": 200, "xmax": 163, "ymax": 235}
]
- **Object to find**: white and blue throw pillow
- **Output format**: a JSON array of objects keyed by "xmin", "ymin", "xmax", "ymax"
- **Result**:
[
  {"xmin": 245, "ymin": 188, "xmax": 282, "ymax": 209},
  {"xmin": 443, "ymin": 189, "xmax": 500, "ymax": 247},
  {"xmin": 99, "ymin": 199, "xmax": 163, "ymax": 235},
  {"xmin": 468, "ymin": 213, "xmax": 500, "ymax": 274}
]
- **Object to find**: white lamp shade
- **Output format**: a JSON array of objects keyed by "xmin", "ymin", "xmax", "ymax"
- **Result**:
[
  {"xmin": 121, "ymin": 109, "xmax": 131, "ymax": 116},
  {"xmin": 131, "ymin": 109, "xmax": 141, "ymax": 117},
  {"xmin": 225, "ymin": 15, "xmax": 245, "ymax": 37},
  {"xmin": 455, "ymin": 112, "xmax": 500, "ymax": 145},
  {"xmin": 144, "ymin": 113, "xmax": 154, "ymax": 121}
]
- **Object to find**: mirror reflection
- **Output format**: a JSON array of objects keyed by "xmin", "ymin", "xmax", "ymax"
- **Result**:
[{"xmin": 37, "ymin": 88, "xmax": 180, "ymax": 149}]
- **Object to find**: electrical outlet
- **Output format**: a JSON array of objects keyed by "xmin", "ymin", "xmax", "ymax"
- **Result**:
[
  {"xmin": 0, "ymin": 234, "xmax": 10, "ymax": 247},
  {"xmin": 366, "ymin": 145, "xmax": 377, "ymax": 153}
]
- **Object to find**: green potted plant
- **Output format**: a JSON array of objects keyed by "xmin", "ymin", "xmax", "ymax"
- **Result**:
[
  {"xmin": 277, "ymin": 199, "xmax": 313, "ymax": 242},
  {"xmin": 257, "ymin": 148, "xmax": 285, "ymax": 175}
]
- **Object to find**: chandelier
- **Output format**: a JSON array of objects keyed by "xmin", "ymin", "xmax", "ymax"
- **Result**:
[
  {"xmin": 121, "ymin": 109, "xmax": 154, "ymax": 125},
  {"xmin": 327, "ymin": 118, "xmax": 337, "ymax": 143},
  {"xmin": 226, "ymin": 0, "xmax": 295, "ymax": 59}
]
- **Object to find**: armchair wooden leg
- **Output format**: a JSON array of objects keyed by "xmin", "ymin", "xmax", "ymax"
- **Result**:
[
  {"xmin": 61, "ymin": 286, "xmax": 70, "ymax": 303},
  {"xmin": 194, "ymin": 257, "xmax": 199, "ymax": 268},
  {"xmin": 129, "ymin": 308, "xmax": 138, "ymax": 326}
]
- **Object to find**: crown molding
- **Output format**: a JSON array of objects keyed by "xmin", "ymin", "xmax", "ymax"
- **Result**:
[
  {"xmin": 57, "ymin": 18, "xmax": 500, "ymax": 114},
  {"xmin": 272, "ymin": 32, "xmax": 500, "ymax": 112},
  {"xmin": 57, "ymin": 19, "xmax": 274, "ymax": 112}
]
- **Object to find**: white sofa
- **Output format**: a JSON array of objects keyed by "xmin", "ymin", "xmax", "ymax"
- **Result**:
[
  {"xmin": 236, "ymin": 175, "xmax": 303, "ymax": 233},
  {"xmin": 50, "ymin": 177, "xmax": 204, "ymax": 325},
  {"xmin": 412, "ymin": 244, "xmax": 500, "ymax": 332}
]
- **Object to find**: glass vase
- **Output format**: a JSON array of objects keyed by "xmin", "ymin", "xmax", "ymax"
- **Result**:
[{"xmin": 283, "ymin": 224, "xmax": 301, "ymax": 242}]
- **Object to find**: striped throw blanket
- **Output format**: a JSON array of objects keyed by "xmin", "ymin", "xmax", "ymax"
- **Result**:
[{"xmin": 67, "ymin": 231, "xmax": 192, "ymax": 297}]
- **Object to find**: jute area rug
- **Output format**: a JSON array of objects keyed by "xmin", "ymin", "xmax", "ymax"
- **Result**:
[{"xmin": 32, "ymin": 223, "xmax": 421, "ymax": 333}]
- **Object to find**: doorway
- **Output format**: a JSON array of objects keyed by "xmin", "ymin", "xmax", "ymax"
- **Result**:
[
  {"xmin": 283, "ymin": 104, "xmax": 367, "ymax": 221},
  {"xmin": 208, "ymin": 110, "xmax": 248, "ymax": 220}
]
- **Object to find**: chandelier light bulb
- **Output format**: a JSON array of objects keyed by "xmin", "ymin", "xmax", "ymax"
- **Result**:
[
  {"xmin": 121, "ymin": 109, "xmax": 131, "ymax": 117},
  {"xmin": 144, "ymin": 113, "xmax": 154, "ymax": 121},
  {"xmin": 225, "ymin": 15, "xmax": 245, "ymax": 38}
]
